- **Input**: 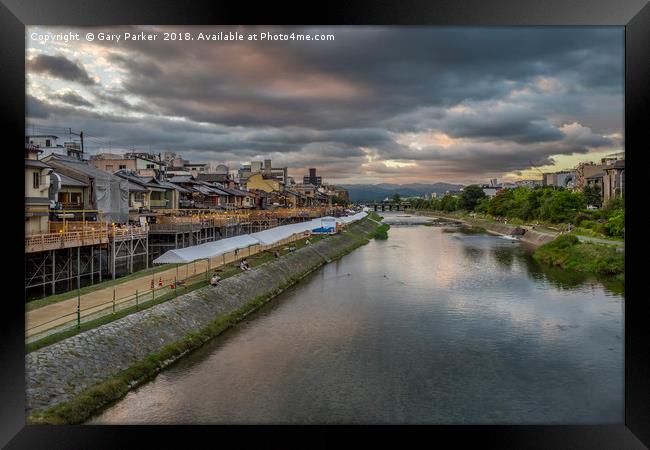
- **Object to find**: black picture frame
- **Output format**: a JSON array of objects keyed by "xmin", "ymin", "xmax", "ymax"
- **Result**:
[{"xmin": 2, "ymin": 0, "xmax": 648, "ymax": 447}]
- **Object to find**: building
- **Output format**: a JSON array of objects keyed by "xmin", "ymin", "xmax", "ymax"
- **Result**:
[
  {"xmin": 303, "ymin": 168, "xmax": 322, "ymax": 187},
  {"xmin": 239, "ymin": 159, "xmax": 288, "ymax": 185},
  {"xmin": 585, "ymin": 172, "xmax": 605, "ymax": 206},
  {"xmin": 25, "ymin": 144, "xmax": 52, "ymax": 235},
  {"xmin": 26, "ymin": 134, "xmax": 84, "ymax": 160},
  {"xmin": 42, "ymin": 153, "xmax": 130, "ymax": 223},
  {"xmin": 515, "ymin": 179, "xmax": 543, "ymax": 188},
  {"xmin": 207, "ymin": 163, "xmax": 229, "ymax": 175},
  {"xmin": 482, "ymin": 187, "xmax": 498, "ymax": 198},
  {"xmin": 245, "ymin": 172, "xmax": 284, "ymax": 193},
  {"xmin": 217, "ymin": 186, "xmax": 255, "ymax": 208},
  {"xmin": 50, "ymin": 170, "xmax": 89, "ymax": 210},
  {"xmin": 602, "ymin": 160, "xmax": 625, "ymax": 203},
  {"xmin": 293, "ymin": 182, "xmax": 318, "ymax": 198},
  {"xmin": 543, "ymin": 170, "xmax": 576, "ymax": 189},
  {"xmin": 183, "ymin": 162, "xmax": 209, "ymax": 176},
  {"xmin": 195, "ymin": 173, "xmax": 233, "ymax": 187},
  {"xmin": 89, "ymin": 152, "xmax": 166, "ymax": 177},
  {"xmin": 576, "ymin": 162, "xmax": 606, "ymax": 189}
]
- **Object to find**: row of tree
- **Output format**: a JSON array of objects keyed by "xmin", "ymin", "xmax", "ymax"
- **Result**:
[{"xmin": 409, "ymin": 185, "xmax": 623, "ymax": 229}]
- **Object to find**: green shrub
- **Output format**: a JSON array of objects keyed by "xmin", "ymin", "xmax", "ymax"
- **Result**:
[
  {"xmin": 573, "ymin": 212, "xmax": 592, "ymax": 226},
  {"xmin": 605, "ymin": 211, "xmax": 625, "ymax": 238}
]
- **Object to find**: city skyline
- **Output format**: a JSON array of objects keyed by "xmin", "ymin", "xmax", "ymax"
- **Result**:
[{"xmin": 26, "ymin": 26, "xmax": 624, "ymax": 185}]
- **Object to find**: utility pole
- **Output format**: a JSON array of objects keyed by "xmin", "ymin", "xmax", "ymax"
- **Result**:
[{"xmin": 68, "ymin": 128, "xmax": 84, "ymax": 159}]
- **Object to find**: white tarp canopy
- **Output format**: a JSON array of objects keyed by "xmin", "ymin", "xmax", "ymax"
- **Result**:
[
  {"xmin": 153, "ymin": 212, "xmax": 368, "ymax": 264},
  {"xmin": 250, "ymin": 219, "xmax": 320, "ymax": 246},
  {"xmin": 153, "ymin": 234, "xmax": 260, "ymax": 264},
  {"xmin": 339, "ymin": 211, "xmax": 367, "ymax": 224}
]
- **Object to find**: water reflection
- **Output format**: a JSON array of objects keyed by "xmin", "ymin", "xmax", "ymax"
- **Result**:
[{"xmin": 90, "ymin": 213, "xmax": 623, "ymax": 425}]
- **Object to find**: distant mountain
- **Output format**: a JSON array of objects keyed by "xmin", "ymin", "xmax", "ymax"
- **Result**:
[{"xmin": 340, "ymin": 183, "xmax": 464, "ymax": 202}]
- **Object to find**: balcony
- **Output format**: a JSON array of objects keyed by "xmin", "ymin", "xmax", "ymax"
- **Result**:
[
  {"xmin": 150, "ymin": 199, "xmax": 169, "ymax": 208},
  {"xmin": 59, "ymin": 202, "xmax": 84, "ymax": 210},
  {"xmin": 26, "ymin": 229, "xmax": 109, "ymax": 253}
]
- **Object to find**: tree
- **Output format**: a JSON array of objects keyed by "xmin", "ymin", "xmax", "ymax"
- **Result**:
[
  {"xmin": 392, "ymin": 193, "xmax": 401, "ymax": 203},
  {"xmin": 544, "ymin": 190, "xmax": 586, "ymax": 223},
  {"xmin": 458, "ymin": 185, "xmax": 486, "ymax": 211},
  {"xmin": 487, "ymin": 189, "xmax": 515, "ymax": 217},
  {"xmin": 330, "ymin": 195, "xmax": 347, "ymax": 206},
  {"xmin": 583, "ymin": 185, "xmax": 602, "ymax": 207},
  {"xmin": 439, "ymin": 194, "xmax": 458, "ymax": 212}
]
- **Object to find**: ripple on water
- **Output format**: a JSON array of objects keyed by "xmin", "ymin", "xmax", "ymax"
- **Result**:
[{"xmin": 89, "ymin": 224, "xmax": 623, "ymax": 425}]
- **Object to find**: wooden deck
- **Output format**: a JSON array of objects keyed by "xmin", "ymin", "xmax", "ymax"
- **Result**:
[{"xmin": 26, "ymin": 225, "xmax": 149, "ymax": 253}]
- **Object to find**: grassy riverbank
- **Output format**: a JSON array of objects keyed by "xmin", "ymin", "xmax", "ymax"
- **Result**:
[
  {"xmin": 28, "ymin": 216, "xmax": 383, "ymax": 425},
  {"xmin": 533, "ymin": 234, "xmax": 624, "ymax": 281}
]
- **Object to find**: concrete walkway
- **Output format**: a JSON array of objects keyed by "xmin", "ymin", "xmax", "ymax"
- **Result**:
[{"xmin": 26, "ymin": 236, "xmax": 303, "ymax": 340}]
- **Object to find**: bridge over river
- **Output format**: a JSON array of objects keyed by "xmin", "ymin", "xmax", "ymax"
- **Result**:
[{"xmin": 371, "ymin": 201, "xmax": 411, "ymax": 211}]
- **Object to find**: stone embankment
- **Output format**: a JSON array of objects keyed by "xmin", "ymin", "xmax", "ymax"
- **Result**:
[
  {"xmin": 477, "ymin": 222, "xmax": 556, "ymax": 247},
  {"xmin": 413, "ymin": 211, "xmax": 555, "ymax": 247},
  {"xmin": 26, "ymin": 219, "xmax": 379, "ymax": 420}
]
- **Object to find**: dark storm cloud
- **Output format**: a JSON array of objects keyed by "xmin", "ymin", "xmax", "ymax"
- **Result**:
[
  {"xmin": 26, "ymin": 94, "xmax": 53, "ymax": 119},
  {"xmin": 55, "ymin": 91, "xmax": 93, "ymax": 107},
  {"xmin": 26, "ymin": 26, "xmax": 623, "ymax": 182},
  {"xmin": 27, "ymin": 54, "xmax": 95, "ymax": 85}
]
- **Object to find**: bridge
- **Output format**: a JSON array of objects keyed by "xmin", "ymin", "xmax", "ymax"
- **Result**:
[{"xmin": 371, "ymin": 201, "xmax": 412, "ymax": 212}]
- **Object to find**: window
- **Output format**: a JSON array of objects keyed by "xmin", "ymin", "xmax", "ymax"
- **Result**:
[
  {"xmin": 146, "ymin": 164, "xmax": 155, "ymax": 169},
  {"xmin": 45, "ymin": 139, "xmax": 51, "ymax": 147},
  {"xmin": 119, "ymin": 165, "xmax": 127, "ymax": 170},
  {"xmin": 32, "ymin": 172, "xmax": 40, "ymax": 189}
]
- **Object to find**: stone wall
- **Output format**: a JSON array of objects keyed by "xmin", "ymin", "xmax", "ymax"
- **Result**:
[
  {"xmin": 26, "ymin": 219, "xmax": 378, "ymax": 416},
  {"xmin": 480, "ymin": 223, "xmax": 555, "ymax": 247}
]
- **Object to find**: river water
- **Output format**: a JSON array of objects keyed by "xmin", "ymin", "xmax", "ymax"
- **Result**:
[{"xmin": 89, "ymin": 213, "xmax": 624, "ymax": 424}]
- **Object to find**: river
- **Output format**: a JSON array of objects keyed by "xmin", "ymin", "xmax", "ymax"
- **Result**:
[{"xmin": 89, "ymin": 213, "xmax": 624, "ymax": 424}]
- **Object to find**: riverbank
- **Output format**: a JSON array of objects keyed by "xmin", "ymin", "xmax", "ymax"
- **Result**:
[
  {"xmin": 412, "ymin": 210, "xmax": 624, "ymax": 283},
  {"xmin": 27, "ymin": 217, "xmax": 383, "ymax": 425},
  {"xmin": 533, "ymin": 234, "xmax": 624, "ymax": 281},
  {"xmin": 411, "ymin": 210, "xmax": 556, "ymax": 247}
]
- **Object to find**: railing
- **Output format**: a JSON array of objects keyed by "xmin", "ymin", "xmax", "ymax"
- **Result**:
[
  {"xmin": 150, "ymin": 199, "xmax": 169, "ymax": 207},
  {"xmin": 25, "ymin": 231, "xmax": 310, "ymax": 343},
  {"xmin": 25, "ymin": 229, "xmax": 110, "ymax": 253},
  {"xmin": 49, "ymin": 221, "xmax": 108, "ymax": 233},
  {"xmin": 60, "ymin": 202, "xmax": 83, "ymax": 210},
  {"xmin": 109, "ymin": 225, "xmax": 148, "ymax": 239}
]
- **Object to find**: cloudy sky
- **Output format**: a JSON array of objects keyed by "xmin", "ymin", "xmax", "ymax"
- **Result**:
[{"xmin": 26, "ymin": 26, "xmax": 624, "ymax": 185}]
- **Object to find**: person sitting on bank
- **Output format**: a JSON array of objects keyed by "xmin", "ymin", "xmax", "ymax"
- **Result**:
[
  {"xmin": 210, "ymin": 273, "xmax": 221, "ymax": 286},
  {"xmin": 240, "ymin": 259, "xmax": 251, "ymax": 271}
]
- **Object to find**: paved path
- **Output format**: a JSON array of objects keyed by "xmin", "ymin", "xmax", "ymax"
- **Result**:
[
  {"xmin": 519, "ymin": 225, "xmax": 623, "ymax": 247},
  {"xmin": 26, "ymin": 236, "xmax": 303, "ymax": 340}
]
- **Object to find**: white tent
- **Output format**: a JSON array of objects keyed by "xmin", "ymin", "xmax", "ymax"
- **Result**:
[
  {"xmin": 250, "ymin": 219, "xmax": 321, "ymax": 246},
  {"xmin": 339, "ymin": 211, "xmax": 367, "ymax": 224},
  {"xmin": 152, "ymin": 211, "xmax": 369, "ymax": 264},
  {"xmin": 153, "ymin": 234, "xmax": 260, "ymax": 264}
]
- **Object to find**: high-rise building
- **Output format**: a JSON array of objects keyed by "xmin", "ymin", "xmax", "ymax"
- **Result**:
[{"xmin": 303, "ymin": 168, "xmax": 322, "ymax": 186}]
